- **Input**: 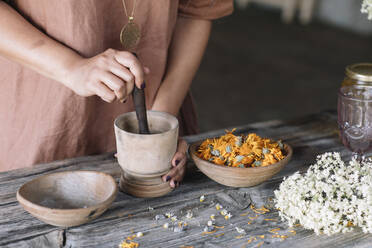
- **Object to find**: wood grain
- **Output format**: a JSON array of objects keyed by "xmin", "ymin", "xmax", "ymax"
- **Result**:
[{"xmin": 2, "ymin": 110, "xmax": 368, "ymax": 248}]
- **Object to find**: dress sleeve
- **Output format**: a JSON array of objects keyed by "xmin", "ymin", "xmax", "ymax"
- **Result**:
[{"xmin": 178, "ymin": 0, "xmax": 233, "ymax": 20}]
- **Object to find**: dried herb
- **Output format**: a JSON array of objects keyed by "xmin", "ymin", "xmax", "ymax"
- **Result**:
[{"xmin": 197, "ymin": 129, "xmax": 285, "ymax": 168}]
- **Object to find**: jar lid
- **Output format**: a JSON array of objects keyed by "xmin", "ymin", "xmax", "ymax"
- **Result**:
[{"xmin": 346, "ymin": 63, "xmax": 372, "ymax": 82}]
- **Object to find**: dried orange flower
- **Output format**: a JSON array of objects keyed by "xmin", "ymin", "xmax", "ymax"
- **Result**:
[
  {"xmin": 197, "ymin": 129, "xmax": 285, "ymax": 168},
  {"xmin": 118, "ymin": 240, "xmax": 139, "ymax": 248}
]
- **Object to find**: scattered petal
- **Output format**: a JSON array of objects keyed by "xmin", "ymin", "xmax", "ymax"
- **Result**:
[
  {"xmin": 186, "ymin": 211, "xmax": 193, "ymax": 219},
  {"xmin": 235, "ymin": 227, "xmax": 246, "ymax": 234},
  {"xmin": 155, "ymin": 214, "xmax": 166, "ymax": 220},
  {"xmin": 220, "ymin": 209, "xmax": 228, "ymax": 216}
]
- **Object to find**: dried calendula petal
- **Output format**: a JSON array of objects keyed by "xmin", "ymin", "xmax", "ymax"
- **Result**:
[
  {"xmin": 269, "ymin": 228, "xmax": 280, "ymax": 234},
  {"xmin": 225, "ymin": 213, "xmax": 232, "ymax": 220},
  {"xmin": 118, "ymin": 240, "xmax": 139, "ymax": 248},
  {"xmin": 136, "ymin": 232, "xmax": 143, "ymax": 238},
  {"xmin": 248, "ymin": 215, "xmax": 258, "ymax": 220},
  {"xmin": 199, "ymin": 195, "xmax": 205, "ymax": 202},
  {"xmin": 235, "ymin": 227, "xmax": 246, "ymax": 234},
  {"xmin": 215, "ymin": 203, "xmax": 223, "ymax": 210},
  {"xmin": 163, "ymin": 223, "xmax": 169, "ymax": 229},
  {"xmin": 126, "ymin": 234, "xmax": 136, "ymax": 241},
  {"xmin": 202, "ymin": 229, "xmax": 217, "ymax": 235},
  {"xmin": 210, "ymin": 214, "xmax": 215, "ymax": 220}
]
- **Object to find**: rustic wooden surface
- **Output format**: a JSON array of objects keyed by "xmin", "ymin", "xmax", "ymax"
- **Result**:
[{"xmin": 1, "ymin": 110, "xmax": 371, "ymax": 248}]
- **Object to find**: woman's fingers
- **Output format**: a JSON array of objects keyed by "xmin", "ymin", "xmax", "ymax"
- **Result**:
[
  {"xmin": 67, "ymin": 49, "xmax": 147, "ymax": 102},
  {"xmin": 162, "ymin": 158, "xmax": 186, "ymax": 188},
  {"xmin": 100, "ymin": 72, "xmax": 126, "ymax": 100},
  {"xmin": 109, "ymin": 61, "xmax": 135, "ymax": 101},
  {"xmin": 161, "ymin": 138, "xmax": 189, "ymax": 188},
  {"xmin": 109, "ymin": 61, "xmax": 135, "ymax": 84},
  {"xmin": 114, "ymin": 51, "xmax": 145, "ymax": 89},
  {"xmin": 172, "ymin": 151, "xmax": 187, "ymax": 168},
  {"xmin": 162, "ymin": 148, "xmax": 188, "ymax": 188},
  {"xmin": 89, "ymin": 81, "xmax": 116, "ymax": 102}
]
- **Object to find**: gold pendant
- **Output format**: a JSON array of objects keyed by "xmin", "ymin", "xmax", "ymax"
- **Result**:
[{"xmin": 120, "ymin": 20, "xmax": 141, "ymax": 51}]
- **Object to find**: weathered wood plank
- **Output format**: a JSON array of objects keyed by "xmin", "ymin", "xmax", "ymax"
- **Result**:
[
  {"xmin": 3, "ymin": 111, "xmax": 370, "ymax": 248},
  {"xmin": 2, "ymin": 230, "xmax": 64, "ymax": 248}
]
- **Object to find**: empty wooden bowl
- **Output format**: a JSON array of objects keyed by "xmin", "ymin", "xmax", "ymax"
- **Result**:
[
  {"xmin": 17, "ymin": 171, "xmax": 118, "ymax": 227},
  {"xmin": 190, "ymin": 141, "xmax": 293, "ymax": 187}
]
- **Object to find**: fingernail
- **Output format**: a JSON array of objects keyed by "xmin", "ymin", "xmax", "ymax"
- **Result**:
[
  {"xmin": 166, "ymin": 176, "xmax": 171, "ymax": 182},
  {"xmin": 141, "ymin": 82, "xmax": 146, "ymax": 89},
  {"xmin": 175, "ymin": 160, "xmax": 180, "ymax": 166}
]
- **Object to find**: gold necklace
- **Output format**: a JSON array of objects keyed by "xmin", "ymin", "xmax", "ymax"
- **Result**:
[{"xmin": 120, "ymin": 0, "xmax": 141, "ymax": 50}]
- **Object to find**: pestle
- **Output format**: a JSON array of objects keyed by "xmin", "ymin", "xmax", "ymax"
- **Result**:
[
  {"xmin": 131, "ymin": 53, "xmax": 150, "ymax": 134},
  {"xmin": 132, "ymin": 86, "xmax": 150, "ymax": 134}
]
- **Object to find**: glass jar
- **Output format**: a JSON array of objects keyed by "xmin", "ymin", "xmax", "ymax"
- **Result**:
[
  {"xmin": 342, "ymin": 63, "xmax": 372, "ymax": 87},
  {"xmin": 338, "ymin": 63, "xmax": 372, "ymax": 161}
]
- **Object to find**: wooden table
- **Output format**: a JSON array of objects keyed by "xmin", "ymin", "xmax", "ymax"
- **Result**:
[{"xmin": 1, "ymin": 110, "xmax": 371, "ymax": 248}]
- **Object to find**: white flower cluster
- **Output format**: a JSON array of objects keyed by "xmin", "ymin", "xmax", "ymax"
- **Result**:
[
  {"xmin": 361, "ymin": 0, "xmax": 372, "ymax": 20},
  {"xmin": 274, "ymin": 152, "xmax": 372, "ymax": 235}
]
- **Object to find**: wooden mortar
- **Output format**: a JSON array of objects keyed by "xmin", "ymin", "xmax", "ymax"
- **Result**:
[{"xmin": 114, "ymin": 110, "xmax": 178, "ymax": 197}]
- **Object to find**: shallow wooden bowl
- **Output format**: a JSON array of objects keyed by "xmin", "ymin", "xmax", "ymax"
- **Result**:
[
  {"xmin": 17, "ymin": 171, "xmax": 118, "ymax": 227},
  {"xmin": 190, "ymin": 141, "xmax": 292, "ymax": 187}
]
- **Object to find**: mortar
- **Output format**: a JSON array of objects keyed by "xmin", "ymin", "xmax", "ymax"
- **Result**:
[{"xmin": 114, "ymin": 110, "xmax": 179, "ymax": 197}]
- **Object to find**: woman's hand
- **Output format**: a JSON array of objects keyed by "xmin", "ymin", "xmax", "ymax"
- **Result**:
[
  {"xmin": 162, "ymin": 138, "xmax": 188, "ymax": 188},
  {"xmin": 64, "ymin": 49, "xmax": 149, "ymax": 102}
]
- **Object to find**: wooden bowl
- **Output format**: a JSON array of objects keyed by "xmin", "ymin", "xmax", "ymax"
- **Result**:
[
  {"xmin": 190, "ymin": 141, "xmax": 293, "ymax": 187},
  {"xmin": 16, "ymin": 171, "xmax": 118, "ymax": 227}
]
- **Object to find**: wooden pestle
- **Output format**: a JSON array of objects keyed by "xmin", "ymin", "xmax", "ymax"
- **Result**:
[
  {"xmin": 132, "ymin": 86, "xmax": 150, "ymax": 134},
  {"xmin": 131, "ymin": 53, "xmax": 150, "ymax": 134}
]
